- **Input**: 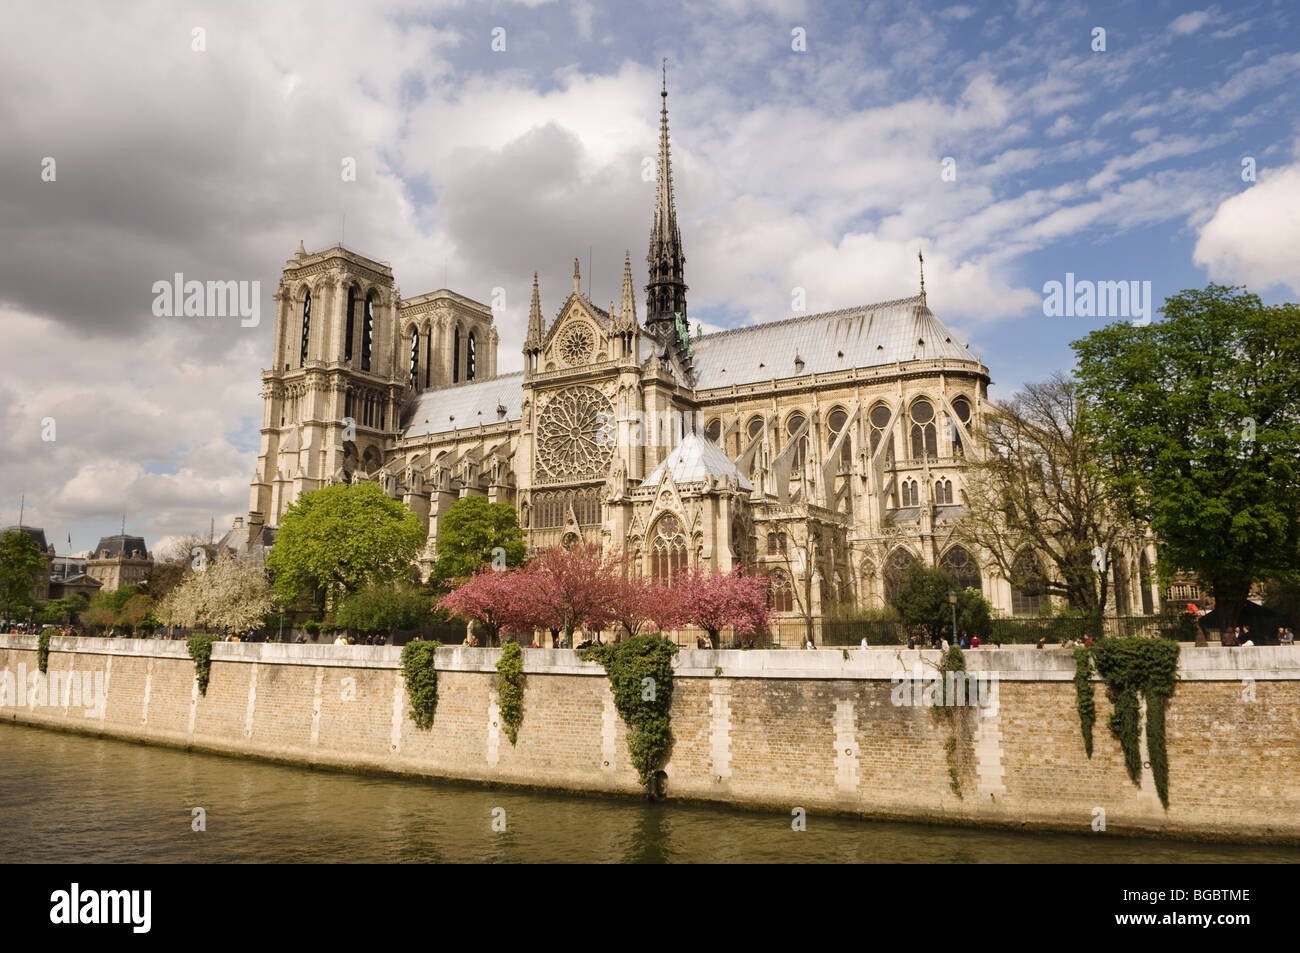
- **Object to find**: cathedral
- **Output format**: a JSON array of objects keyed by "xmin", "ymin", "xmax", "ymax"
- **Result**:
[{"xmin": 234, "ymin": 78, "xmax": 1157, "ymax": 631}]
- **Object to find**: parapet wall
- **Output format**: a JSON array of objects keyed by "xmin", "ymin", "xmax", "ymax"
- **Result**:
[{"xmin": 2, "ymin": 635, "xmax": 1297, "ymax": 842}]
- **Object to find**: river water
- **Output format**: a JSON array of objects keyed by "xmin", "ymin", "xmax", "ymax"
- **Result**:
[{"xmin": 1, "ymin": 723, "xmax": 1293, "ymax": 863}]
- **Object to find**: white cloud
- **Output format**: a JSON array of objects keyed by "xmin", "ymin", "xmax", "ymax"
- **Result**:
[
  {"xmin": 1169, "ymin": 11, "xmax": 1213, "ymax": 36},
  {"xmin": 1193, "ymin": 164, "xmax": 1300, "ymax": 294}
]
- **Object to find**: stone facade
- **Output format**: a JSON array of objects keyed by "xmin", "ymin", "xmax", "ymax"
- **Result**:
[
  {"xmin": 85, "ymin": 534, "xmax": 152, "ymax": 593},
  {"xmin": 3, "ymin": 635, "xmax": 1298, "ymax": 842}
]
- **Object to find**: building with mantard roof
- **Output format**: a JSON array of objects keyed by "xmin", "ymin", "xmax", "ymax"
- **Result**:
[
  {"xmin": 86, "ymin": 534, "xmax": 152, "ymax": 592},
  {"xmin": 232, "ymin": 76, "xmax": 1162, "ymax": 635}
]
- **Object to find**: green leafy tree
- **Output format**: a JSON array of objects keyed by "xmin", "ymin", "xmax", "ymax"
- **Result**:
[
  {"xmin": 82, "ymin": 584, "xmax": 149, "ymax": 633},
  {"xmin": 890, "ymin": 564, "xmax": 956, "ymax": 643},
  {"xmin": 0, "ymin": 530, "xmax": 45, "ymax": 618},
  {"xmin": 158, "ymin": 554, "xmax": 275, "ymax": 634},
  {"xmin": 433, "ymin": 497, "xmax": 525, "ymax": 582},
  {"xmin": 35, "ymin": 594, "xmax": 90, "ymax": 625},
  {"xmin": 266, "ymin": 482, "xmax": 426, "ymax": 615},
  {"xmin": 889, "ymin": 564, "xmax": 992, "ymax": 643},
  {"xmin": 1073, "ymin": 285, "xmax": 1300, "ymax": 632},
  {"xmin": 332, "ymin": 581, "xmax": 431, "ymax": 635}
]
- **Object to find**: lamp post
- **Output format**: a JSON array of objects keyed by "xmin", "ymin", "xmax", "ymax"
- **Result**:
[{"xmin": 948, "ymin": 590, "xmax": 957, "ymax": 645}]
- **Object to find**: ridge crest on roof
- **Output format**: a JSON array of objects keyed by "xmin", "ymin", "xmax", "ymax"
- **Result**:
[{"xmin": 696, "ymin": 293, "xmax": 926, "ymax": 342}]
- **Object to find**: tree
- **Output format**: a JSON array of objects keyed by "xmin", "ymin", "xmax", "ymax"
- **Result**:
[
  {"xmin": 681, "ymin": 569, "xmax": 772, "ymax": 648},
  {"xmin": 433, "ymin": 497, "xmax": 526, "ymax": 582},
  {"xmin": 146, "ymin": 535, "xmax": 225, "ymax": 602},
  {"xmin": 35, "ymin": 594, "xmax": 89, "ymax": 626},
  {"xmin": 266, "ymin": 482, "xmax": 426, "ymax": 615},
  {"xmin": 333, "ymin": 581, "xmax": 431, "ymax": 636},
  {"xmin": 1073, "ymin": 285, "xmax": 1300, "ymax": 632},
  {"xmin": 0, "ymin": 530, "xmax": 45, "ymax": 618},
  {"xmin": 82, "ymin": 584, "xmax": 151, "ymax": 634},
  {"xmin": 603, "ymin": 574, "xmax": 683, "ymax": 640},
  {"xmin": 961, "ymin": 374, "xmax": 1141, "ymax": 626},
  {"xmin": 526, "ymin": 544, "xmax": 618, "ymax": 644},
  {"xmin": 438, "ymin": 569, "xmax": 531, "ymax": 646},
  {"xmin": 158, "ymin": 553, "xmax": 275, "ymax": 634},
  {"xmin": 890, "ymin": 564, "xmax": 954, "ymax": 643}
]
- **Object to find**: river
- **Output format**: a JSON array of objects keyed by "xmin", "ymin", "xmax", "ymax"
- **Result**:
[{"xmin": 1, "ymin": 723, "xmax": 1293, "ymax": 863}]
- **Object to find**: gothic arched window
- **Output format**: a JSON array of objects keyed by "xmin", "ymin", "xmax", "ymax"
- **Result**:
[
  {"xmin": 827, "ymin": 407, "xmax": 852, "ymax": 469},
  {"xmin": 651, "ymin": 514, "xmax": 687, "ymax": 584},
  {"xmin": 747, "ymin": 416, "xmax": 764, "ymax": 444},
  {"xmin": 883, "ymin": 548, "xmax": 919, "ymax": 604},
  {"xmin": 300, "ymin": 291, "xmax": 311, "ymax": 366},
  {"xmin": 939, "ymin": 545, "xmax": 981, "ymax": 592},
  {"xmin": 786, "ymin": 413, "xmax": 808, "ymax": 469},
  {"xmin": 770, "ymin": 572, "xmax": 794, "ymax": 613},
  {"xmin": 409, "ymin": 328, "xmax": 420, "ymax": 390},
  {"xmin": 869, "ymin": 402, "xmax": 894, "ymax": 461},
  {"xmin": 935, "ymin": 479, "xmax": 953, "ymax": 504},
  {"xmin": 705, "ymin": 418, "xmax": 722, "ymax": 445},
  {"xmin": 344, "ymin": 287, "xmax": 356, "ymax": 361},
  {"xmin": 467, "ymin": 330, "xmax": 477, "ymax": 381},
  {"xmin": 453, "ymin": 326, "xmax": 461, "ymax": 383},
  {"xmin": 361, "ymin": 292, "xmax": 374, "ymax": 372},
  {"xmin": 950, "ymin": 396, "xmax": 970, "ymax": 457},
  {"xmin": 910, "ymin": 399, "xmax": 937, "ymax": 459},
  {"xmin": 424, "ymin": 328, "xmax": 432, "ymax": 389}
]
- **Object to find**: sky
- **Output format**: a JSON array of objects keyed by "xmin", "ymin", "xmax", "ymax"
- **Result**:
[{"xmin": 2, "ymin": 0, "xmax": 1297, "ymax": 557}]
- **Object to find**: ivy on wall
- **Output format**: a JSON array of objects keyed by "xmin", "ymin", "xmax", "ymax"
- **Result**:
[
  {"xmin": 580, "ymin": 634, "xmax": 679, "ymax": 794},
  {"xmin": 1091, "ymin": 637, "xmax": 1180, "ymax": 809},
  {"xmin": 935, "ymin": 645, "xmax": 968, "ymax": 799},
  {"xmin": 1073, "ymin": 646, "xmax": 1096, "ymax": 758},
  {"xmin": 37, "ymin": 631, "xmax": 52, "ymax": 674},
  {"xmin": 401, "ymin": 639, "xmax": 441, "ymax": 730},
  {"xmin": 186, "ymin": 633, "xmax": 219, "ymax": 696},
  {"xmin": 495, "ymin": 641, "xmax": 524, "ymax": 744}
]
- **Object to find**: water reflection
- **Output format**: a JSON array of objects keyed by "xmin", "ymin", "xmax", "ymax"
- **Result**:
[{"xmin": 0, "ymin": 723, "xmax": 1294, "ymax": 864}]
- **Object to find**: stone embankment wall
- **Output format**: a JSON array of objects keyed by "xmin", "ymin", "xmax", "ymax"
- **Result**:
[{"xmin": 2, "ymin": 635, "xmax": 1297, "ymax": 842}]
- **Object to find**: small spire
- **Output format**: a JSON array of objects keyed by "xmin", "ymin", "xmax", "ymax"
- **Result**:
[
  {"xmin": 525, "ymin": 272, "xmax": 544, "ymax": 351},
  {"xmin": 918, "ymin": 249, "xmax": 926, "ymax": 304},
  {"xmin": 619, "ymin": 250, "xmax": 637, "ymax": 330},
  {"xmin": 573, "ymin": 257, "xmax": 581, "ymax": 296},
  {"xmin": 294, "ymin": 240, "xmax": 307, "ymax": 259}
]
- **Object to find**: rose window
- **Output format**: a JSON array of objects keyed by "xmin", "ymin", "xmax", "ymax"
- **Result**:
[
  {"xmin": 558, "ymin": 324, "xmax": 595, "ymax": 366},
  {"xmin": 536, "ymin": 386, "xmax": 614, "ymax": 481}
]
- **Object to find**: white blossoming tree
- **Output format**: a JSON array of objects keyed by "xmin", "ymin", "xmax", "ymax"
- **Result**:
[{"xmin": 159, "ymin": 552, "xmax": 275, "ymax": 634}]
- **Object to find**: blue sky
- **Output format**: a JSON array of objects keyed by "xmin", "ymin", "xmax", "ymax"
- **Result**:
[{"xmin": 2, "ymin": 0, "xmax": 1297, "ymax": 554}]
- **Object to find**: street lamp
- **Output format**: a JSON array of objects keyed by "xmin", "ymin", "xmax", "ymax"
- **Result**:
[{"xmin": 948, "ymin": 590, "xmax": 957, "ymax": 645}]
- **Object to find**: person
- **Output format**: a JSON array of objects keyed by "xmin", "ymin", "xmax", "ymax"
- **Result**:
[
  {"xmin": 959, "ymin": 633, "xmax": 969, "ymax": 649},
  {"xmin": 939, "ymin": 636, "xmax": 949, "ymax": 652},
  {"xmin": 1036, "ymin": 637, "xmax": 1046, "ymax": 649},
  {"xmin": 860, "ymin": 636, "xmax": 869, "ymax": 650},
  {"xmin": 805, "ymin": 638, "xmax": 815, "ymax": 650},
  {"xmin": 1083, "ymin": 634, "xmax": 1094, "ymax": 648},
  {"xmin": 907, "ymin": 634, "xmax": 917, "ymax": 650},
  {"xmin": 1282, "ymin": 628, "xmax": 1295, "ymax": 645},
  {"xmin": 333, "ymin": 633, "xmax": 347, "ymax": 645},
  {"xmin": 970, "ymin": 634, "xmax": 980, "ymax": 648},
  {"xmin": 295, "ymin": 633, "xmax": 305, "ymax": 644},
  {"xmin": 530, "ymin": 638, "xmax": 538, "ymax": 648}
]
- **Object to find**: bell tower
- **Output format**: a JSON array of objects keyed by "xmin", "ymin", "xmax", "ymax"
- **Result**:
[{"xmin": 247, "ymin": 243, "xmax": 404, "ymax": 536}]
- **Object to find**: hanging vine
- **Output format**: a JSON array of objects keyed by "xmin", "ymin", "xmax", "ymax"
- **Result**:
[
  {"xmin": 1091, "ymin": 637, "xmax": 1180, "ymax": 809},
  {"xmin": 580, "ymin": 634, "xmax": 679, "ymax": 794},
  {"xmin": 495, "ymin": 641, "xmax": 525, "ymax": 744},
  {"xmin": 1073, "ymin": 646, "xmax": 1096, "ymax": 758},
  {"xmin": 401, "ymin": 639, "xmax": 442, "ymax": 730},
  {"xmin": 186, "ymin": 633, "xmax": 219, "ymax": 696}
]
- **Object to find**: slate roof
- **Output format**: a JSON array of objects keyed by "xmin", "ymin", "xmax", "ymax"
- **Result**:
[
  {"xmin": 402, "ymin": 372, "xmax": 526, "ymax": 439},
  {"xmin": 2, "ymin": 525, "xmax": 48, "ymax": 551},
  {"xmin": 91, "ymin": 535, "xmax": 149, "ymax": 559},
  {"xmin": 690, "ymin": 295, "xmax": 977, "ymax": 389},
  {"xmin": 640, "ymin": 431, "xmax": 754, "ymax": 491}
]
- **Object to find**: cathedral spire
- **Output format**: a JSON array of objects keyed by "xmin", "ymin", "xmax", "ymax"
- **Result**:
[
  {"xmin": 617, "ymin": 250, "xmax": 638, "ymax": 330},
  {"xmin": 645, "ymin": 59, "xmax": 687, "ymax": 338},
  {"xmin": 525, "ymin": 271, "xmax": 544, "ymax": 351}
]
